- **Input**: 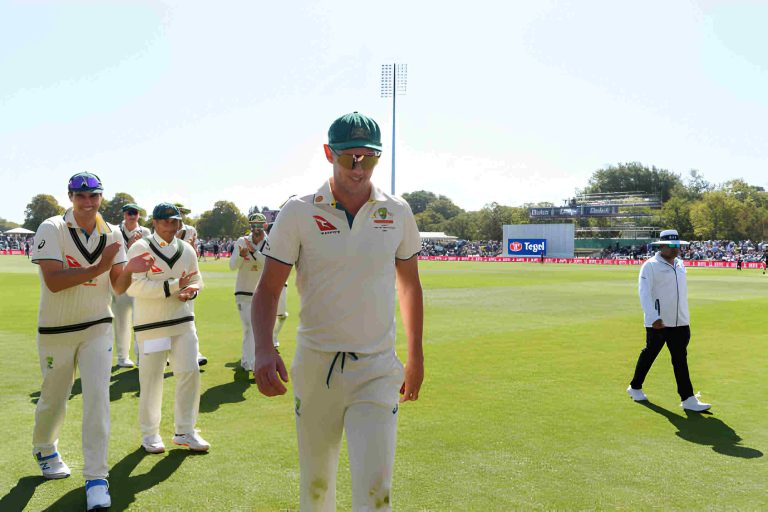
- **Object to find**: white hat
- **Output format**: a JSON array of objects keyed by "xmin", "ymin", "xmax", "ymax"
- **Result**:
[{"xmin": 652, "ymin": 229, "xmax": 689, "ymax": 246}]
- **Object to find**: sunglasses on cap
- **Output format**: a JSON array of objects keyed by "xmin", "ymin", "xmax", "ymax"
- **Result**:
[
  {"xmin": 68, "ymin": 174, "xmax": 103, "ymax": 191},
  {"xmin": 331, "ymin": 149, "xmax": 381, "ymax": 172}
]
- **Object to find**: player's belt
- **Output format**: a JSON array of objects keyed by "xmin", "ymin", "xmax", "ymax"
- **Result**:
[
  {"xmin": 134, "ymin": 315, "xmax": 195, "ymax": 332},
  {"xmin": 38, "ymin": 317, "xmax": 113, "ymax": 335}
]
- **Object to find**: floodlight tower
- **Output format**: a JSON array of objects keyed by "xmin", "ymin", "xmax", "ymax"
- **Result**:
[{"xmin": 380, "ymin": 63, "xmax": 407, "ymax": 195}]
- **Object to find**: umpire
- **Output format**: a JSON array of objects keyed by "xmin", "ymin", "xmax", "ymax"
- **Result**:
[{"xmin": 626, "ymin": 229, "xmax": 711, "ymax": 412}]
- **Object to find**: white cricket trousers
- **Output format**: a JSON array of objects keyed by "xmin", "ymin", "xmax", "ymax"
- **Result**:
[
  {"xmin": 237, "ymin": 286, "xmax": 287, "ymax": 367},
  {"xmin": 291, "ymin": 345, "xmax": 404, "ymax": 512},
  {"xmin": 138, "ymin": 329, "xmax": 200, "ymax": 437},
  {"xmin": 112, "ymin": 293, "xmax": 135, "ymax": 361},
  {"xmin": 33, "ymin": 323, "xmax": 112, "ymax": 480}
]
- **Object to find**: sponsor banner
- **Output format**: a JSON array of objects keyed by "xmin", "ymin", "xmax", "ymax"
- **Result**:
[
  {"xmin": 506, "ymin": 238, "xmax": 546, "ymax": 256},
  {"xmin": 0, "ymin": 250, "xmax": 26, "ymax": 255},
  {"xmin": 528, "ymin": 206, "xmax": 619, "ymax": 218},
  {"xmin": 418, "ymin": 256, "xmax": 765, "ymax": 269}
]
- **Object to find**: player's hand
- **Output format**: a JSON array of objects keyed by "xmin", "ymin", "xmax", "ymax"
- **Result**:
[
  {"xmin": 179, "ymin": 270, "xmax": 198, "ymax": 289},
  {"xmin": 238, "ymin": 246, "xmax": 249, "ymax": 258},
  {"xmin": 125, "ymin": 252, "xmax": 154, "ymax": 273},
  {"xmin": 399, "ymin": 357, "xmax": 424, "ymax": 403},
  {"xmin": 652, "ymin": 319, "xmax": 665, "ymax": 330},
  {"xmin": 97, "ymin": 242, "xmax": 121, "ymax": 273},
  {"xmin": 177, "ymin": 285, "xmax": 199, "ymax": 302},
  {"xmin": 254, "ymin": 348, "xmax": 288, "ymax": 397}
]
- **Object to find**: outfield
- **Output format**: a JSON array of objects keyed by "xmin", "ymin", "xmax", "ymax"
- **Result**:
[{"xmin": 0, "ymin": 255, "xmax": 766, "ymax": 511}]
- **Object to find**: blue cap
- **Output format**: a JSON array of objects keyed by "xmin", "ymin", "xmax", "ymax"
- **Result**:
[{"xmin": 152, "ymin": 202, "xmax": 182, "ymax": 220}]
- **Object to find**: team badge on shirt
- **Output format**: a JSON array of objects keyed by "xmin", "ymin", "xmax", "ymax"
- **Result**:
[{"xmin": 372, "ymin": 208, "xmax": 396, "ymax": 232}]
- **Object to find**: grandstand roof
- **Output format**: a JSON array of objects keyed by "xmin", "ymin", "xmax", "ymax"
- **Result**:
[{"xmin": 420, "ymin": 232, "xmax": 458, "ymax": 241}]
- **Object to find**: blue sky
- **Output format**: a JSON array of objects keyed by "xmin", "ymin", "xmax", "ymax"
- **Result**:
[{"xmin": 1, "ymin": 0, "xmax": 766, "ymax": 223}]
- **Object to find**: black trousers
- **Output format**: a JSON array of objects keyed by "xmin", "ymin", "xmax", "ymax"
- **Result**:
[{"xmin": 630, "ymin": 325, "xmax": 694, "ymax": 401}]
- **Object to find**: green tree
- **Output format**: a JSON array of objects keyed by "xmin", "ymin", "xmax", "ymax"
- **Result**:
[
  {"xmin": 689, "ymin": 191, "xmax": 742, "ymax": 239},
  {"xmin": 0, "ymin": 217, "xmax": 20, "ymax": 231},
  {"xmin": 445, "ymin": 211, "xmax": 481, "ymax": 240},
  {"xmin": 402, "ymin": 190, "xmax": 437, "ymax": 214},
  {"xmin": 196, "ymin": 201, "xmax": 248, "ymax": 239},
  {"xmin": 476, "ymin": 203, "xmax": 527, "ymax": 240},
  {"xmin": 427, "ymin": 197, "xmax": 463, "ymax": 220},
  {"xmin": 100, "ymin": 192, "xmax": 138, "ymax": 225},
  {"xmin": 584, "ymin": 162, "xmax": 682, "ymax": 202},
  {"xmin": 660, "ymin": 196, "xmax": 694, "ymax": 240},
  {"xmin": 414, "ymin": 210, "xmax": 446, "ymax": 232},
  {"xmin": 23, "ymin": 194, "xmax": 65, "ymax": 231}
]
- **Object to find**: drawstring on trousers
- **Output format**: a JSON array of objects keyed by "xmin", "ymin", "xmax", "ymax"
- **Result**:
[{"xmin": 326, "ymin": 351, "xmax": 358, "ymax": 388}]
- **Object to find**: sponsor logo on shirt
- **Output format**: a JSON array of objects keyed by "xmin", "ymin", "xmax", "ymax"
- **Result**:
[
  {"xmin": 38, "ymin": 240, "xmax": 46, "ymax": 250},
  {"xmin": 65, "ymin": 255, "xmax": 82, "ymax": 268},
  {"xmin": 313, "ymin": 215, "xmax": 340, "ymax": 235},
  {"xmin": 150, "ymin": 265, "xmax": 164, "ymax": 274}
]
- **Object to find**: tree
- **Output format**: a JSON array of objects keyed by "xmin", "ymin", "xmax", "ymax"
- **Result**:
[
  {"xmin": 23, "ymin": 195, "xmax": 65, "ymax": 231},
  {"xmin": 0, "ymin": 217, "xmax": 20, "ymax": 232},
  {"xmin": 444, "ymin": 211, "xmax": 481, "ymax": 240},
  {"xmin": 476, "ymin": 203, "xmax": 528, "ymax": 240},
  {"xmin": 196, "ymin": 201, "xmax": 248, "ymax": 239},
  {"xmin": 689, "ymin": 191, "xmax": 742, "ymax": 239},
  {"xmin": 414, "ymin": 210, "xmax": 446, "ymax": 232},
  {"xmin": 402, "ymin": 190, "xmax": 437, "ymax": 214},
  {"xmin": 427, "ymin": 197, "xmax": 463, "ymax": 220},
  {"xmin": 660, "ymin": 196, "xmax": 694, "ymax": 240},
  {"xmin": 584, "ymin": 162, "xmax": 682, "ymax": 202},
  {"xmin": 100, "ymin": 192, "xmax": 138, "ymax": 225}
]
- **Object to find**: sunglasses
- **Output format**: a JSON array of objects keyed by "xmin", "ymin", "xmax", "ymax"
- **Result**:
[
  {"xmin": 68, "ymin": 174, "xmax": 102, "ymax": 190},
  {"xmin": 125, "ymin": 210, "xmax": 139, "ymax": 216},
  {"xmin": 331, "ymin": 149, "xmax": 381, "ymax": 172}
]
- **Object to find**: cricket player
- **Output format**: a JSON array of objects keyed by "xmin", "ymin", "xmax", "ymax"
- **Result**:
[
  {"xmin": 175, "ymin": 204, "xmax": 208, "ymax": 367},
  {"xmin": 627, "ymin": 229, "xmax": 711, "ymax": 412},
  {"xmin": 229, "ymin": 213, "xmax": 288, "ymax": 372},
  {"xmin": 126, "ymin": 202, "xmax": 210, "ymax": 453},
  {"xmin": 252, "ymin": 112, "xmax": 424, "ymax": 511},
  {"xmin": 113, "ymin": 203, "xmax": 151, "ymax": 367},
  {"xmin": 31, "ymin": 172, "xmax": 153, "ymax": 511}
]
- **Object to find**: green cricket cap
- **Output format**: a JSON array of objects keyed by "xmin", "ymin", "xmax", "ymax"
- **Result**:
[
  {"xmin": 249, "ymin": 213, "xmax": 267, "ymax": 224},
  {"xmin": 121, "ymin": 203, "xmax": 140, "ymax": 212},
  {"xmin": 152, "ymin": 202, "xmax": 183, "ymax": 220},
  {"xmin": 328, "ymin": 112, "xmax": 382, "ymax": 152}
]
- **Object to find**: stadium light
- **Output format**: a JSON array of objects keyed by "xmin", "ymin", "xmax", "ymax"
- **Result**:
[{"xmin": 381, "ymin": 63, "xmax": 407, "ymax": 195}]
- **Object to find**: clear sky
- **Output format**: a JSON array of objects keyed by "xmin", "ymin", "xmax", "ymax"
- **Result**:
[{"xmin": 1, "ymin": 0, "xmax": 766, "ymax": 223}]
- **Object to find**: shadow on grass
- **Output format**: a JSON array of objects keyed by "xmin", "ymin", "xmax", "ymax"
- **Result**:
[
  {"xmin": 640, "ymin": 401, "xmax": 763, "ymax": 458},
  {"xmin": 39, "ymin": 447, "xmax": 202, "ymax": 511},
  {"xmin": 0, "ymin": 476, "xmax": 47, "ymax": 511},
  {"xmin": 30, "ymin": 368, "xmax": 175, "ymax": 404},
  {"xmin": 199, "ymin": 361, "xmax": 252, "ymax": 414}
]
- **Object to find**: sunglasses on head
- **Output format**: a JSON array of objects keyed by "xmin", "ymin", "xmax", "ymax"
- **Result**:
[
  {"xmin": 331, "ymin": 149, "xmax": 381, "ymax": 172},
  {"xmin": 68, "ymin": 174, "xmax": 102, "ymax": 190}
]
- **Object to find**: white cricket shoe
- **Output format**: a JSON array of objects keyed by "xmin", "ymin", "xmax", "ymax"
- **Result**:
[
  {"xmin": 681, "ymin": 393, "xmax": 711, "ymax": 412},
  {"xmin": 173, "ymin": 430, "xmax": 210, "ymax": 452},
  {"xmin": 141, "ymin": 434, "xmax": 166, "ymax": 454},
  {"xmin": 35, "ymin": 451, "xmax": 70, "ymax": 479},
  {"xmin": 85, "ymin": 479, "xmax": 111, "ymax": 510},
  {"xmin": 626, "ymin": 385, "xmax": 648, "ymax": 401},
  {"xmin": 117, "ymin": 358, "xmax": 135, "ymax": 368}
]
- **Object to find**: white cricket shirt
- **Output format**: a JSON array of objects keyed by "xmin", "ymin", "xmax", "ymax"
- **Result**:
[
  {"xmin": 32, "ymin": 209, "xmax": 127, "ymax": 334},
  {"xmin": 638, "ymin": 252, "xmax": 690, "ymax": 327},
  {"xmin": 263, "ymin": 180, "xmax": 421, "ymax": 354},
  {"xmin": 230, "ymin": 234, "xmax": 268, "ymax": 301}
]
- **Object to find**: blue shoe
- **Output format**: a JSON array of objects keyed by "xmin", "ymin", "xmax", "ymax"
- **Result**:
[{"xmin": 85, "ymin": 479, "xmax": 111, "ymax": 510}]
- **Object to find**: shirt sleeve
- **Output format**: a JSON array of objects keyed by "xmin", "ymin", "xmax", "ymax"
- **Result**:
[
  {"xmin": 185, "ymin": 246, "xmax": 203, "ymax": 291},
  {"xmin": 396, "ymin": 200, "xmax": 422, "ymax": 260},
  {"xmin": 126, "ymin": 242, "xmax": 181, "ymax": 299},
  {"xmin": 262, "ymin": 200, "xmax": 300, "ymax": 266},
  {"xmin": 110, "ymin": 227, "xmax": 128, "ymax": 265},
  {"xmin": 229, "ymin": 239, "xmax": 243, "ymax": 270},
  {"xmin": 31, "ymin": 220, "xmax": 63, "ymax": 263},
  {"xmin": 638, "ymin": 261, "xmax": 659, "ymax": 323}
]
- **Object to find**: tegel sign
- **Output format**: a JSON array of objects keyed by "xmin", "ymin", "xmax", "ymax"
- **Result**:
[{"xmin": 506, "ymin": 238, "xmax": 547, "ymax": 256}]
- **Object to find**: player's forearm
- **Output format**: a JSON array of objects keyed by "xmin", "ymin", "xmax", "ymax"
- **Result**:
[
  {"xmin": 42, "ymin": 263, "xmax": 107, "ymax": 293},
  {"xmin": 111, "ymin": 264, "xmax": 133, "ymax": 295},
  {"xmin": 398, "ymin": 284, "xmax": 424, "ymax": 361},
  {"xmin": 127, "ymin": 277, "xmax": 182, "ymax": 299},
  {"xmin": 252, "ymin": 287, "xmax": 279, "ymax": 352}
]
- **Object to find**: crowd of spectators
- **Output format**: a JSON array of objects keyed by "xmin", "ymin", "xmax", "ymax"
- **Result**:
[
  {"xmin": 0, "ymin": 234, "xmax": 32, "ymax": 252},
  {"xmin": 420, "ymin": 239, "xmax": 502, "ymax": 257},
  {"xmin": 599, "ymin": 240, "xmax": 767, "ymax": 262}
]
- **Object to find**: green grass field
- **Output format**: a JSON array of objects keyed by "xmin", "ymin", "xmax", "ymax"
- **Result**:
[{"xmin": 0, "ymin": 255, "xmax": 766, "ymax": 511}]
